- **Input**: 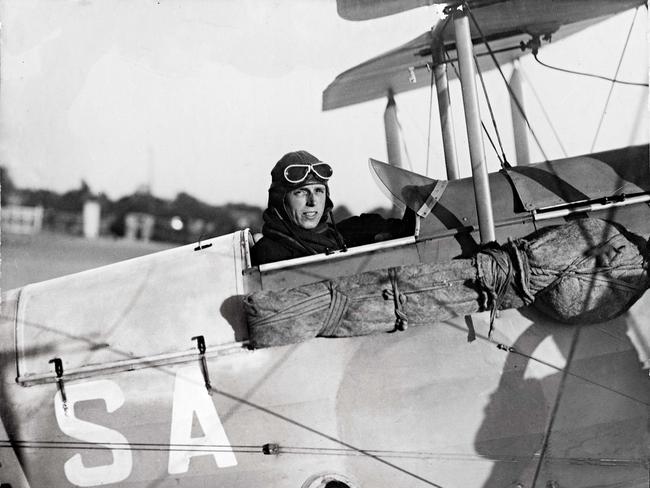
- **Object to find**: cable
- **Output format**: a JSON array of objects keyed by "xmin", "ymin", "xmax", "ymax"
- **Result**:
[
  {"xmin": 463, "ymin": 2, "xmax": 551, "ymax": 161},
  {"xmin": 444, "ymin": 50, "xmax": 506, "ymax": 168},
  {"xmin": 481, "ymin": 120, "xmax": 505, "ymax": 167},
  {"xmin": 518, "ymin": 63, "xmax": 569, "ymax": 157},
  {"xmin": 533, "ymin": 54, "xmax": 648, "ymax": 88},
  {"xmin": 473, "ymin": 50, "xmax": 510, "ymax": 167},
  {"xmin": 496, "ymin": 343, "xmax": 649, "ymax": 406},
  {"xmin": 590, "ymin": 7, "xmax": 641, "ymax": 152},
  {"xmin": 425, "ymin": 54, "xmax": 436, "ymax": 176},
  {"xmin": 531, "ymin": 326, "xmax": 580, "ymax": 487},
  {"xmin": 0, "ymin": 440, "xmax": 260, "ymax": 454},
  {"xmin": 2, "ymin": 439, "xmax": 646, "ymax": 467}
]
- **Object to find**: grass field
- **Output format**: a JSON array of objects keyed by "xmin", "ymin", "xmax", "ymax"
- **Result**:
[{"xmin": 1, "ymin": 231, "xmax": 175, "ymax": 291}]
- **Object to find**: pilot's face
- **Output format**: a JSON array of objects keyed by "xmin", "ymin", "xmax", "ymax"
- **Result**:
[{"xmin": 284, "ymin": 183, "xmax": 327, "ymax": 230}]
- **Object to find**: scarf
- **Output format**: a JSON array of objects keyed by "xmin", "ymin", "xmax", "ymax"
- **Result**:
[{"xmin": 261, "ymin": 207, "xmax": 346, "ymax": 256}]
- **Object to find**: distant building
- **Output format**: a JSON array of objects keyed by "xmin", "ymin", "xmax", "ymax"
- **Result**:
[
  {"xmin": 2, "ymin": 205, "xmax": 44, "ymax": 235},
  {"xmin": 83, "ymin": 200, "xmax": 101, "ymax": 239},
  {"xmin": 124, "ymin": 212, "xmax": 155, "ymax": 242},
  {"xmin": 227, "ymin": 205, "xmax": 262, "ymax": 232}
]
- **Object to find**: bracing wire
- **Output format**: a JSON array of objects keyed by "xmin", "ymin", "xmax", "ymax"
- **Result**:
[
  {"xmin": 0, "ymin": 438, "xmax": 645, "ymax": 466},
  {"xmin": 531, "ymin": 327, "xmax": 581, "ymax": 487},
  {"xmin": 444, "ymin": 50, "xmax": 505, "ymax": 166},
  {"xmin": 2, "ymin": 307, "xmax": 649, "ymax": 470},
  {"xmin": 480, "ymin": 120, "xmax": 505, "ymax": 167},
  {"xmin": 463, "ymin": 2, "xmax": 551, "ymax": 161},
  {"xmin": 533, "ymin": 55, "xmax": 648, "ymax": 88},
  {"xmin": 425, "ymin": 55, "xmax": 436, "ymax": 176},
  {"xmin": 472, "ymin": 49, "xmax": 510, "ymax": 167},
  {"xmin": 0, "ymin": 440, "xmax": 261, "ymax": 454},
  {"xmin": 590, "ymin": 7, "xmax": 641, "ymax": 152},
  {"xmin": 425, "ymin": 13, "xmax": 454, "ymax": 177},
  {"xmin": 498, "ymin": 343, "xmax": 648, "ymax": 406},
  {"xmin": 518, "ymin": 64, "xmax": 569, "ymax": 157}
]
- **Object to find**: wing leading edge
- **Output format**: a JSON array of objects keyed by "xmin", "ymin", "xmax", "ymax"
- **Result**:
[{"xmin": 324, "ymin": 0, "xmax": 645, "ymax": 110}]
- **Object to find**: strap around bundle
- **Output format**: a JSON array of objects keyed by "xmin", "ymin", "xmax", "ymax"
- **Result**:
[
  {"xmin": 318, "ymin": 283, "xmax": 350, "ymax": 337},
  {"xmin": 382, "ymin": 268, "xmax": 408, "ymax": 331}
]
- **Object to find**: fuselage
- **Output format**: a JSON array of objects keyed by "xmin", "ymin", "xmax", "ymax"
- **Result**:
[{"xmin": 1, "ymin": 146, "xmax": 649, "ymax": 487}]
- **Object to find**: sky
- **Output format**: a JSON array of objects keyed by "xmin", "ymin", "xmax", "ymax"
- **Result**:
[{"xmin": 0, "ymin": 0, "xmax": 648, "ymax": 214}]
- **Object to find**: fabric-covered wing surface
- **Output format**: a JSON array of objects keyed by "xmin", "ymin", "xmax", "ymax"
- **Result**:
[{"xmin": 324, "ymin": 0, "xmax": 645, "ymax": 110}]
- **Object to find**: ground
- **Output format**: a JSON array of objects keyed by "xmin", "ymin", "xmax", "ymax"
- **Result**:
[{"xmin": 1, "ymin": 232, "xmax": 175, "ymax": 291}]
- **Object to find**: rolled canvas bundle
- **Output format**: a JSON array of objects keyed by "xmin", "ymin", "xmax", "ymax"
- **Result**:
[{"xmin": 245, "ymin": 218, "xmax": 649, "ymax": 348}]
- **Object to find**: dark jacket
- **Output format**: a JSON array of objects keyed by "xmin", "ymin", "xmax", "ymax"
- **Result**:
[
  {"xmin": 252, "ymin": 150, "xmax": 414, "ymax": 266},
  {"xmin": 251, "ymin": 210, "xmax": 414, "ymax": 266}
]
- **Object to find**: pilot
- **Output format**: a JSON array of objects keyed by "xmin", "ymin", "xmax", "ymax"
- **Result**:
[{"xmin": 251, "ymin": 150, "xmax": 414, "ymax": 266}]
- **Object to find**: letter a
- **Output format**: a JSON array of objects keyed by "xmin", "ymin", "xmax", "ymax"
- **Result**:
[{"xmin": 168, "ymin": 364, "xmax": 237, "ymax": 474}]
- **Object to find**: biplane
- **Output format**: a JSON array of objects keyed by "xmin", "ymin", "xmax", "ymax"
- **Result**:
[{"xmin": 1, "ymin": 1, "xmax": 649, "ymax": 487}]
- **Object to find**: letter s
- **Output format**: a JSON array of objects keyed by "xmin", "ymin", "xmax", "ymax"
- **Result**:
[{"xmin": 54, "ymin": 380, "xmax": 132, "ymax": 487}]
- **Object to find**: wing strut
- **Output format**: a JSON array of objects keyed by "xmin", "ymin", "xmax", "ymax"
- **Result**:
[
  {"xmin": 452, "ymin": 6, "xmax": 495, "ymax": 242},
  {"xmin": 384, "ymin": 92, "xmax": 406, "ymax": 169},
  {"xmin": 383, "ymin": 92, "xmax": 410, "ymax": 213},
  {"xmin": 433, "ymin": 45, "xmax": 460, "ymax": 180},
  {"xmin": 508, "ymin": 63, "xmax": 531, "ymax": 165}
]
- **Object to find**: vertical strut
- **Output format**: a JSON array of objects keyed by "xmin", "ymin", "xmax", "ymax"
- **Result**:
[
  {"xmin": 509, "ymin": 62, "xmax": 530, "ymax": 165},
  {"xmin": 384, "ymin": 92, "xmax": 407, "ymax": 213},
  {"xmin": 453, "ymin": 8, "xmax": 495, "ymax": 243},
  {"xmin": 383, "ymin": 92, "xmax": 405, "ymax": 169},
  {"xmin": 433, "ymin": 45, "xmax": 460, "ymax": 180}
]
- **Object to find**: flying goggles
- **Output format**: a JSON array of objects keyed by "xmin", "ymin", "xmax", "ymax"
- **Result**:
[{"xmin": 283, "ymin": 163, "xmax": 333, "ymax": 184}]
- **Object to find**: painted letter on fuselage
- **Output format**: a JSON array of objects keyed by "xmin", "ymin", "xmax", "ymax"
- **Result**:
[
  {"xmin": 168, "ymin": 364, "xmax": 237, "ymax": 474},
  {"xmin": 54, "ymin": 380, "xmax": 132, "ymax": 487}
]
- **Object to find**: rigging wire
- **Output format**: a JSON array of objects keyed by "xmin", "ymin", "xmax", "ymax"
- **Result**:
[
  {"xmin": 518, "ymin": 63, "xmax": 569, "ymax": 157},
  {"xmin": 531, "ymin": 326, "xmax": 581, "ymax": 487},
  {"xmin": 497, "ymin": 343, "xmax": 648, "ymax": 406},
  {"xmin": 0, "ymin": 440, "xmax": 261, "ymax": 454},
  {"xmin": 0, "ymin": 317, "xmax": 442, "ymax": 487},
  {"xmin": 8, "ymin": 307, "xmax": 648, "ymax": 403},
  {"xmin": 481, "ymin": 120, "xmax": 504, "ymax": 167},
  {"xmin": 424, "ymin": 13, "xmax": 454, "ymax": 177},
  {"xmin": 444, "ymin": 50, "xmax": 504, "ymax": 166},
  {"xmin": 1, "ymin": 438, "xmax": 646, "ymax": 466},
  {"xmin": 463, "ymin": 2, "xmax": 551, "ymax": 161},
  {"xmin": 533, "ymin": 55, "xmax": 648, "ymax": 88},
  {"xmin": 1, "ymin": 310, "xmax": 648, "ymax": 466},
  {"xmin": 472, "ymin": 49, "xmax": 510, "ymax": 167},
  {"xmin": 590, "ymin": 7, "xmax": 641, "ymax": 152},
  {"xmin": 425, "ymin": 55, "xmax": 436, "ymax": 176}
]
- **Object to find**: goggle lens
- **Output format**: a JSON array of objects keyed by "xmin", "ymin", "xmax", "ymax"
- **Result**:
[{"xmin": 284, "ymin": 163, "xmax": 333, "ymax": 184}]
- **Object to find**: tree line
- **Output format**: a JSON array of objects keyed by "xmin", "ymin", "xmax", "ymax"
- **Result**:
[{"xmin": 1, "ymin": 167, "xmax": 366, "ymax": 244}]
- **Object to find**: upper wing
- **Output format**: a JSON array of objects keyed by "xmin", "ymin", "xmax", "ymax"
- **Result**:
[
  {"xmin": 337, "ymin": 0, "xmax": 442, "ymax": 21},
  {"xmin": 336, "ymin": 0, "xmax": 643, "ymax": 21},
  {"xmin": 324, "ymin": 0, "xmax": 645, "ymax": 110}
]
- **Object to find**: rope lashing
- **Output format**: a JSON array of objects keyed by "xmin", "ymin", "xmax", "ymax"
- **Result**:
[
  {"xmin": 475, "ymin": 240, "xmax": 535, "ymax": 336},
  {"xmin": 245, "ymin": 292, "xmax": 331, "ymax": 328},
  {"xmin": 383, "ymin": 268, "xmax": 408, "ymax": 331},
  {"xmin": 245, "ymin": 219, "xmax": 650, "ymax": 349},
  {"xmin": 476, "ymin": 244, "xmax": 511, "ymax": 336},
  {"xmin": 318, "ymin": 283, "xmax": 350, "ymax": 337}
]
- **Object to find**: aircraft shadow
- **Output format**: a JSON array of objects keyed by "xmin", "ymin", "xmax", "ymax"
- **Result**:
[
  {"xmin": 220, "ymin": 295, "xmax": 249, "ymax": 342},
  {"xmin": 475, "ymin": 307, "xmax": 650, "ymax": 488}
]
